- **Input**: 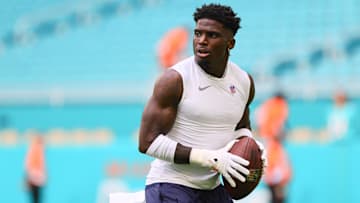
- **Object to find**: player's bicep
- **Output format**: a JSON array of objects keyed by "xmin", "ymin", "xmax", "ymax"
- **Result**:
[
  {"xmin": 140, "ymin": 97, "xmax": 176, "ymax": 141},
  {"xmin": 138, "ymin": 70, "xmax": 182, "ymax": 153}
]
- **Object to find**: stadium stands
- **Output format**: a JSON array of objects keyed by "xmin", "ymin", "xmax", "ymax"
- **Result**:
[{"xmin": 0, "ymin": 0, "xmax": 359, "ymax": 102}]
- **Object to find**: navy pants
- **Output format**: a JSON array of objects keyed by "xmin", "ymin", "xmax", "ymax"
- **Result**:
[{"xmin": 145, "ymin": 183, "xmax": 233, "ymax": 203}]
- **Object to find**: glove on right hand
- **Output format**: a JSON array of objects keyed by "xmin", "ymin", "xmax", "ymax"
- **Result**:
[{"xmin": 190, "ymin": 140, "xmax": 250, "ymax": 187}]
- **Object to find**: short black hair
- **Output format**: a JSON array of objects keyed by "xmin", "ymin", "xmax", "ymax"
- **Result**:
[{"xmin": 193, "ymin": 3, "xmax": 241, "ymax": 36}]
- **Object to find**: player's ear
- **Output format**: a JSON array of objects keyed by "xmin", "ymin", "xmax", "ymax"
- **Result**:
[{"xmin": 228, "ymin": 39, "xmax": 235, "ymax": 50}]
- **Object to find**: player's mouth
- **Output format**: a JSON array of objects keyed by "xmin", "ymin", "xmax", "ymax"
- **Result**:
[{"xmin": 196, "ymin": 48, "xmax": 210, "ymax": 58}]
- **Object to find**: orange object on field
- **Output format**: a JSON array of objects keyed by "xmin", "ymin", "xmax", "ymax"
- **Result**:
[
  {"xmin": 264, "ymin": 140, "xmax": 292, "ymax": 186},
  {"xmin": 25, "ymin": 136, "xmax": 46, "ymax": 186},
  {"xmin": 157, "ymin": 26, "xmax": 189, "ymax": 69},
  {"xmin": 256, "ymin": 96, "xmax": 288, "ymax": 139},
  {"xmin": 256, "ymin": 94, "xmax": 292, "ymax": 186}
]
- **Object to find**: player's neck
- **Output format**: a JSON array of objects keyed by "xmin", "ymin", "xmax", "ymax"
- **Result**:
[{"xmin": 199, "ymin": 58, "xmax": 228, "ymax": 78}]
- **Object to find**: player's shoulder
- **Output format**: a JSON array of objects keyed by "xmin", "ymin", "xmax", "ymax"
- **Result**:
[
  {"xmin": 171, "ymin": 56, "xmax": 194, "ymax": 70},
  {"xmin": 169, "ymin": 56, "xmax": 194, "ymax": 80},
  {"xmin": 159, "ymin": 68, "xmax": 182, "ymax": 86},
  {"xmin": 228, "ymin": 61, "xmax": 254, "ymax": 101},
  {"xmin": 228, "ymin": 60, "xmax": 251, "ymax": 81},
  {"xmin": 153, "ymin": 69, "xmax": 183, "ymax": 102}
]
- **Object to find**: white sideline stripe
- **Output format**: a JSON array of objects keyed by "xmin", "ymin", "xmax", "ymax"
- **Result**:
[
  {"xmin": 0, "ymin": 81, "xmax": 156, "ymax": 105},
  {"xmin": 110, "ymin": 191, "xmax": 146, "ymax": 203}
]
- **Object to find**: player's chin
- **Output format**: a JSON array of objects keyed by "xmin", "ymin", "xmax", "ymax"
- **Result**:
[{"xmin": 195, "ymin": 55, "xmax": 210, "ymax": 66}]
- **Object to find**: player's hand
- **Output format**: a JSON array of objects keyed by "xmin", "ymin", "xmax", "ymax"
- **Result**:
[
  {"xmin": 237, "ymin": 134, "xmax": 267, "ymax": 169},
  {"xmin": 190, "ymin": 140, "xmax": 250, "ymax": 187},
  {"xmin": 254, "ymin": 139, "xmax": 267, "ymax": 169}
]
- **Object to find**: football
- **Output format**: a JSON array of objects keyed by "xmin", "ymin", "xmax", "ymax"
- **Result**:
[{"xmin": 222, "ymin": 136, "xmax": 263, "ymax": 200}]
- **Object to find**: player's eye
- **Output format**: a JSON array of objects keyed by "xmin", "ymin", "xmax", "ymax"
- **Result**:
[
  {"xmin": 194, "ymin": 31, "xmax": 201, "ymax": 37},
  {"xmin": 209, "ymin": 32, "xmax": 219, "ymax": 38}
]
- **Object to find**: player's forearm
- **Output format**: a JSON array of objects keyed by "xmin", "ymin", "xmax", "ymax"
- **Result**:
[{"xmin": 142, "ymin": 134, "xmax": 192, "ymax": 164}]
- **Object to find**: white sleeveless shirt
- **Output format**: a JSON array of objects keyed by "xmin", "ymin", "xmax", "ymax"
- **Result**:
[{"xmin": 146, "ymin": 56, "xmax": 251, "ymax": 189}]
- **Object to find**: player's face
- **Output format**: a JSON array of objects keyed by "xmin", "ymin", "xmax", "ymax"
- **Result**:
[{"xmin": 193, "ymin": 18, "xmax": 234, "ymax": 68}]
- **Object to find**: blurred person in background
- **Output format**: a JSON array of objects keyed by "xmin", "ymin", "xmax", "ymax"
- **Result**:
[
  {"xmin": 25, "ymin": 134, "xmax": 47, "ymax": 203},
  {"xmin": 139, "ymin": 3, "xmax": 265, "ymax": 203},
  {"xmin": 255, "ymin": 92, "xmax": 292, "ymax": 203},
  {"xmin": 96, "ymin": 160, "xmax": 129, "ymax": 203},
  {"xmin": 326, "ymin": 90, "xmax": 357, "ymax": 143},
  {"xmin": 156, "ymin": 26, "xmax": 190, "ymax": 69}
]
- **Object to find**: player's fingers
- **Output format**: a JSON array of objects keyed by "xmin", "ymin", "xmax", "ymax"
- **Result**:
[
  {"xmin": 227, "ymin": 166, "xmax": 246, "ymax": 183},
  {"xmin": 261, "ymin": 149, "xmax": 267, "ymax": 160},
  {"xmin": 230, "ymin": 161, "xmax": 250, "ymax": 176},
  {"xmin": 222, "ymin": 172, "xmax": 236, "ymax": 187},
  {"xmin": 255, "ymin": 140, "xmax": 265, "ymax": 151},
  {"xmin": 230, "ymin": 154, "xmax": 249, "ymax": 166},
  {"xmin": 260, "ymin": 149, "xmax": 268, "ymax": 168},
  {"xmin": 262, "ymin": 157, "xmax": 268, "ymax": 168}
]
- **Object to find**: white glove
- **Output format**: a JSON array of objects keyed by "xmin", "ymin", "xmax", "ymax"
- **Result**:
[
  {"xmin": 190, "ymin": 140, "xmax": 250, "ymax": 188},
  {"xmin": 254, "ymin": 139, "xmax": 268, "ymax": 168}
]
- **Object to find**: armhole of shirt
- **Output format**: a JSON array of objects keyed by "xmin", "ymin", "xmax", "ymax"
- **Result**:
[
  {"xmin": 245, "ymin": 72, "xmax": 253, "ymax": 108},
  {"xmin": 230, "ymin": 61, "xmax": 252, "ymax": 107},
  {"xmin": 170, "ymin": 66, "xmax": 186, "ymax": 104}
]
